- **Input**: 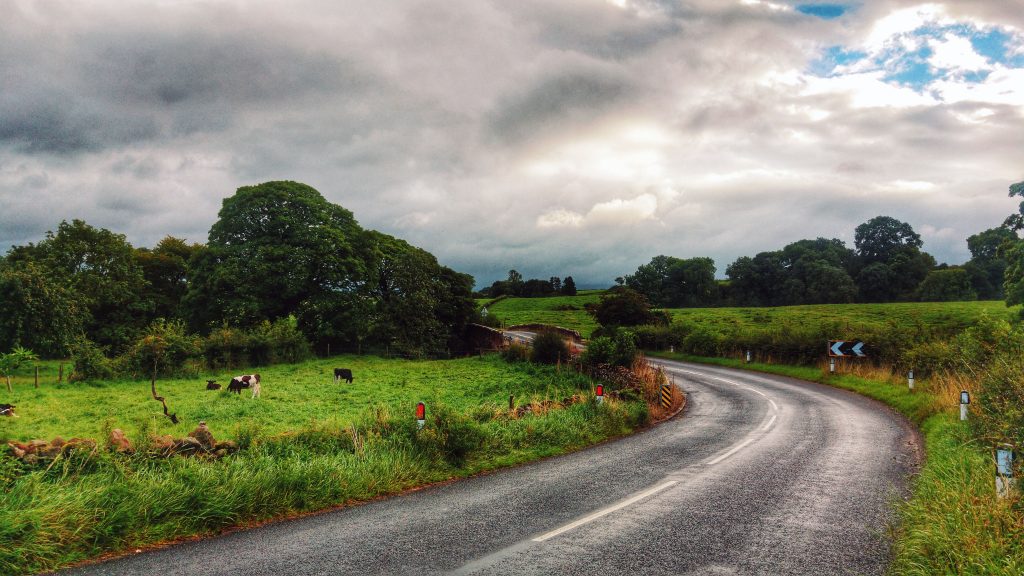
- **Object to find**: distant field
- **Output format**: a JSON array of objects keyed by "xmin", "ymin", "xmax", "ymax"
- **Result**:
[
  {"xmin": 0, "ymin": 355, "xmax": 587, "ymax": 442},
  {"xmin": 483, "ymin": 290, "xmax": 605, "ymax": 335},
  {"xmin": 665, "ymin": 301, "xmax": 1018, "ymax": 336},
  {"xmin": 481, "ymin": 295, "xmax": 1017, "ymax": 340}
]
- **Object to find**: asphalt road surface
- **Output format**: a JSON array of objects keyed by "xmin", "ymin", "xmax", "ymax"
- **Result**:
[{"xmin": 55, "ymin": 359, "xmax": 921, "ymax": 576}]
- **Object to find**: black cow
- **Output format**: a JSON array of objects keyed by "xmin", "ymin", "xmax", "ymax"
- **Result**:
[
  {"xmin": 206, "ymin": 380, "xmax": 221, "ymax": 390},
  {"xmin": 0, "ymin": 403, "xmax": 17, "ymax": 417},
  {"xmin": 334, "ymin": 368, "xmax": 353, "ymax": 383}
]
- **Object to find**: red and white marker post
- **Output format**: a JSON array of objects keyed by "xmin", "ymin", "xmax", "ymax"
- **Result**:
[
  {"xmin": 416, "ymin": 402, "xmax": 426, "ymax": 429},
  {"xmin": 596, "ymin": 385, "xmax": 604, "ymax": 405}
]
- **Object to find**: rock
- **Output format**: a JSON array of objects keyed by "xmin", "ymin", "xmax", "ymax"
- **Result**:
[
  {"xmin": 188, "ymin": 421, "xmax": 216, "ymax": 451},
  {"xmin": 108, "ymin": 429, "xmax": 133, "ymax": 453},
  {"xmin": 169, "ymin": 437, "xmax": 202, "ymax": 456},
  {"xmin": 214, "ymin": 440, "xmax": 238, "ymax": 454}
]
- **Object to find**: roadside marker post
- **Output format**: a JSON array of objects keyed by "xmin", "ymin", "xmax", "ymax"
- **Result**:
[
  {"xmin": 996, "ymin": 445, "xmax": 1016, "ymax": 499},
  {"xmin": 416, "ymin": 402, "xmax": 425, "ymax": 430},
  {"xmin": 908, "ymin": 370, "xmax": 914, "ymax": 391},
  {"xmin": 669, "ymin": 345, "xmax": 674, "ymax": 353},
  {"xmin": 829, "ymin": 357, "xmax": 835, "ymax": 373},
  {"xmin": 745, "ymin": 350, "xmax": 751, "ymax": 363},
  {"xmin": 960, "ymin": 391, "xmax": 970, "ymax": 421},
  {"xmin": 660, "ymin": 384, "xmax": 672, "ymax": 409},
  {"xmin": 596, "ymin": 385, "xmax": 604, "ymax": 405}
]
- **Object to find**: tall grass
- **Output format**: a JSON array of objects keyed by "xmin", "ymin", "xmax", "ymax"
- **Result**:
[{"xmin": 0, "ymin": 360, "xmax": 650, "ymax": 575}]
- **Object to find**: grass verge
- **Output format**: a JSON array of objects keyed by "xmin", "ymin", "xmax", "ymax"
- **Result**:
[
  {"xmin": 0, "ymin": 357, "xmax": 650, "ymax": 575},
  {"xmin": 647, "ymin": 350, "xmax": 1024, "ymax": 575}
]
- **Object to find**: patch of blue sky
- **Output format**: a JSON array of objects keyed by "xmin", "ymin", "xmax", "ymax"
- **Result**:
[
  {"xmin": 808, "ymin": 45, "xmax": 868, "ymax": 76},
  {"xmin": 969, "ymin": 28, "xmax": 1024, "ymax": 67},
  {"xmin": 796, "ymin": 3, "xmax": 848, "ymax": 20}
]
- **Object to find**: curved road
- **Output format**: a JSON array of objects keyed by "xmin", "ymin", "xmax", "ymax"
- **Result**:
[{"xmin": 56, "ymin": 359, "xmax": 920, "ymax": 576}]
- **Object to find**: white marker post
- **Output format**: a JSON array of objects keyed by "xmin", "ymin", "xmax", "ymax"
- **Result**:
[
  {"xmin": 960, "ymin": 390, "xmax": 970, "ymax": 421},
  {"xmin": 996, "ymin": 445, "xmax": 1016, "ymax": 499},
  {"xmin": 416, "ymin": 402, "xmax": 426, "ymax": 430},
  {"xmin": 745, "ymin": 350, "xmax": 751, "ymax": 363},
  {"xmin": 908, "ymin": 370, "xmax": 914, "ymax": 391},
  {"xmin": 829, "ymin": 357, "xmax": 836, "ymax": 373},
  {"xmin": 595, "ymin": 384, "xmax": 604, "ymax": 405},
  {"xmin": 669, "ymin": 345, "xmax": 674, "ymax": 353}
]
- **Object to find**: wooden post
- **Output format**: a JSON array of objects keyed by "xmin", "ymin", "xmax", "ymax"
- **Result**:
[
  {"xmin": 34, "ymin": 366, "xmax": 39, "ymax": 388},
  {"xmin": 509, "ymin": 394, "xmax": 514, "ymax": 411},
  {"xmin": 58, "ymin": 363, "xmax": 64, "ymax": 383},
  {"xmin": 5, "ymin": 376, "xmax": 10, "ymax": 393}
]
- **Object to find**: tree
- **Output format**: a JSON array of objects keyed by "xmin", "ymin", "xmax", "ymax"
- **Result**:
[
  {"xmin": 589, "ymin": 287, "xmax": 658, "ymax": 328},
  {"xmin": 0, "ymin": 260, "xmax": 86, "ymax": 357},
  {"xmin": 725, "ymin": 252, "xmax": 788, "ymax": 306},
  {"xmin": 0, "ymin": 346, "xmax": 37, "ymax": 392},
  {"xmin": 1001, "ymin": 180, "xmax": 1024, "ymax": 313},
  {"xmin": 856, "ymin": 262, "xmax": 899, "ymax": 303},
  {"xmin": 854, "ymin": 216, "xmax": 923, "ymax": 264},
  {"xmin": 964, "ymin": 227, "xmax": 1017, "ymax": 300},
  {"xmin": 182, "ymin": 181, "xmax": 365, "ymax": 332},
  {"xmin": 6, "ymin": 219, "xmax": 152, "ymax": 352},
  {"xmin": 918, "ymin": 268, "xmax": 977, "ymax": 302},
  {"xmin": 550, "ymin": 276, "xmax": 562, "ymax": 292},
  {"xmin": 135, "ymin": 236, "xmax": 204, "ymax": 321},
  {"xmin": 561, "ymin": 276, "xmax": 577, "ymax": 296}
]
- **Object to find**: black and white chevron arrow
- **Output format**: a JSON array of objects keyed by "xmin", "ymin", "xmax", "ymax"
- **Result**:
[{"xmin": 829, "ymin": 340, "xmax": 866, "ymax": 358}]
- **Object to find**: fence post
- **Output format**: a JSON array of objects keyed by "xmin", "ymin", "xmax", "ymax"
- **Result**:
[
  {"xmin": 34, "ymin": 366, "xmax": 39, "ymax": 388},
  {"xmin": 58, "ymin": 363, "xmax": 64, "ymax": 383}
]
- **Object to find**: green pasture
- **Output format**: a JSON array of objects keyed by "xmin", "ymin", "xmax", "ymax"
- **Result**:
[
  {"xmin": 482, "ymin": 290, "xmax": 605, "ymax": 335},
  {"xmin": 0, "ymin": 355, "xmax": 589, "ymax": 443},
  {"xmin": 665, "ymin": 301, "xmax": 1016, "ymax": 335}
]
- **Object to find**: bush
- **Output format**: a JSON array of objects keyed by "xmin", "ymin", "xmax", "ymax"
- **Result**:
[
  {"xmin": 68, "ymin": 339, "xmax": 114, "ymax": 382},
  {"xmin": 501, "ymin": 342, "xmax": 530, "ymax": 363},
  {"xmin": 119, "ymin": 319, "xmax": 202, "ymax": 378},
  {"xmin": 203, "ymin": 326, "xmax": 250, "ymax": 369},
  {"xmin": 530, "ymin": 331, "xmax": 569, "ymax": 364},
  {"xmin": 581, "ymin": 330, "xmax": 639, "ymax": 368},
  {"xmin": 249, "ymin": 318, "xmax": 313, "ymax": 366}
]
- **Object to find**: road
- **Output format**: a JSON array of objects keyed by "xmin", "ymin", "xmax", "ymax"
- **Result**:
[{"xmin": 55, "ymin": 359, "xmax": 920, "ymax": 576}]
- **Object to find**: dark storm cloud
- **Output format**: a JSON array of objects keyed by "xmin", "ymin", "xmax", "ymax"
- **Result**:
[{"xmin": 486, "ymin": 70, "xmax": 635, "ymax": 146}]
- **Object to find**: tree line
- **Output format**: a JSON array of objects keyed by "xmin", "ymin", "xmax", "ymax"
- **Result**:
[
  {"xmin": 477, "ymin": 270, "xmax": 577, "ymax": 298},
  {"xmin": 0, "ymin": 181, "xmax": 479, "ymax": 361},
  {"xmin": 618, "ymin": 213, "xmax": 1016, "ymax": 309}
]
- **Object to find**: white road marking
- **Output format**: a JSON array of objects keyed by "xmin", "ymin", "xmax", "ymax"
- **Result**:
[
  {"xmin": 706, "ymin": 437, "xmax": 757, "ymax": 466},
  {"xmin": 661, "ymin": 363, "xmax": 782, "ymax": 464},
  {"xmin": 531, "ymin": 481, "xmax": 679, "ymax": 542}
]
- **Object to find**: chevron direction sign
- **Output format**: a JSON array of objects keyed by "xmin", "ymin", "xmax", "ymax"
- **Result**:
[{"xmin": 829, "ymin": 340, "xmax": 866, "ymax": 358}]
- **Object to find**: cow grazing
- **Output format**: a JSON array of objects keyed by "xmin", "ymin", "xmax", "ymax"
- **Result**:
[
  {"xmin": 0, "ymin": 403, "xmax": 17, "ymax": 417},
  {"xmin": 334, "ymin": 368, "xmax": 353, "ymax": 383},
  {"xmin": 206, "ymin": 380, "xmax": 221, "ymax": 390},
  {"xmin": 228, "ymin": 374, "xmax": 261, "ymax": 398}
]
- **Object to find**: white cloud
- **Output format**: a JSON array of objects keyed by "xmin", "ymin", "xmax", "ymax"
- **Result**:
[{"xmin": 928, "ymin": 33, "xmax": 991, "ymax": 73}]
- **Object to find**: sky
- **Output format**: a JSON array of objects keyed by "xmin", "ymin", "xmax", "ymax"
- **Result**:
[{"xmin": 2, "ymin": 1, "xmax": 1023, "ymax": 288}]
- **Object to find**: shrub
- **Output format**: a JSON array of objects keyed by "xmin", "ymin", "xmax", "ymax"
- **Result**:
[
  {"xmin": 582, "ymin": 336, "xmax": 616, "ymax": 368},
  {"xmin": 119, "ymin": 319, "xmax": 202, "ymax": 378},
  {"xmin": 530, "ymin": 331, "xmax": 569, "ymax": 364},
  {"xmin": 68, "ymin": 339, "xmax": 114, "ymax": 382},
  {"xmin": 501, "ymin": 342, "xmax": 530, "ymax": 363},
  {"xmin": 203, "ymin": 325, "xmax": 250, "ymax": 369}
]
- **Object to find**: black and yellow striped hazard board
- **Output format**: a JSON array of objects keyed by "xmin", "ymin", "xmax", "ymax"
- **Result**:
[{"xmin": 660, "ymin": 384, "xmax": 672, "ymax": 409}]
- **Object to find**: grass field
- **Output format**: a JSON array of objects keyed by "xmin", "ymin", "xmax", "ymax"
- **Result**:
[
  {"xmin": 665, "ymin": 301, "xmax": 1017, "ymax": 335},
  {"xmin": 480, "ymin": 294, "xmax": 1017, "ymax": 342},
  {"xmin": 0, "ymin": 355, "xmax": 597, "ymax": 443},
  {"xmin": 0, "ymin": 353, "xmax": 651, "ymax": 574},
  {"xmin": 483, "ymin": 290, "xmax": 605, "ymax": 335}
]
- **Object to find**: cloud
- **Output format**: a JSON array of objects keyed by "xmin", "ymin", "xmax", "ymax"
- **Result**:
[{"xmin": 0, "ymin": 0, "xmax": 1022, "ymax": 288}]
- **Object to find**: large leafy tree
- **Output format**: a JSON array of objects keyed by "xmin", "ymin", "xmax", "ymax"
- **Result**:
[
  {"xmin": 0, "ymin": 261, "xmax": 86, "ymax": 357},
  {"xmin": 624, "ymin": 255, "xmax": 718, "ymax": 307},
  {"xmin": 135, "ymin": 236, "xmax": 204, "ymax": 321},
  {"xmin": 1002, "ymin": 180, "xmax": 1024, "ymax": 312},
  {"xmin": 183, "ymin": 181, "xmax": 365, "ymax": 331},
  {"xmin": 589, "ymin": 287, "xmax": 658, "ymax": 328},
  {"xmin": 6, "ymin": 219, "xmax": 152, "ymax": 352},
  {"xmin": 963, "ymin": 227, "xmax": 1016, "ymax": 300},
  {"xmin": 854, "ymin": 216, "xmax": 923, "ymax": 264},
  {"xmin": 918, "ymin": 268, "xmax": 977, "ymax": 302}
]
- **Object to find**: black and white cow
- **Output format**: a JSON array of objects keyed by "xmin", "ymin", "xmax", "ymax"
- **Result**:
[
  {"xmin": 0, "ymin": 403, "xmax": 17, "ymax": 417},
  {"xmin": 228, "ymin": 374, "xmax": 261, "ymax": 398},
  {"xmin": 334, "ymin": 368, "xmax": 353, "ymax": 383}
]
